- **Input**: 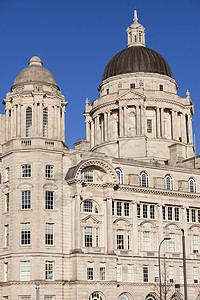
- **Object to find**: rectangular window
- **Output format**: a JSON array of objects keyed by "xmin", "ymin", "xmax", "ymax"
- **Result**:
[
  {"xmin": 45, "ymin": 165, "xmax": 54, "ymax": 178},
  {"xmin": 117, "ymin": 229, "xmax": 124, "ymax": 249},
  {"xmin": 116, "ymin": 202, "xmax": 122, "ymax": 216},
  {"xmin": 5, "ymin": 167, "xmax": 10, "ymax": 181},
  {"xmin": 147, "ymin": 119, "xmax": 152, "ymax": 133},
  {"xmin": 168, "ymin": 207, "xmax": 172, "ymax": 221},
  {"xmin": 106, "ymin": 89, "xmax": 109, "ymax": 95},
  {"xmin": 85, "ymin": 227, "xmax": 92, "ymax": 247},
  {"xmin": 143, "ymin": 204, "xmax": 148, "ymax": 218},
  {"xmin": 87, "ymin": 262, "xmax": 94, "ymax": 280},
  {"xmin": 179, "ymin": 266, "xmax": 183, "ymax": 284},
  {"xmin": 143, "ymin": 265, "xmax": 149, "ymax": 282},
  {"xmin": 117, "ymin": 264, "xmax": 122, "ymax": 282},
  {"xmin": 22, "ymin": 191, "xmax": 31, "ymax": 209},
  {"xmin": 192, "ymin": 235, "xmax": 198, "ymax": 253},
  {"xmin": 198, "ymin": 210, "xmax": 200, "ymax": 223},
  {"xmin": 21, "ymin": 223, "xmax": 30, "ymax": 245},
  {"xmin": 84, "ymin": 170, "xmax": 94, "ymax": 183},
  {"xmin": 124, "ymin": 203, "xmax": 130, "ymax": 216},
  {"xmin": 169, "ymin": 266, "xmax": 174, "ymax": 283},
  {"xmin": 150, "ymin": 205, "xmax": 155, "ymax": 219},
  {"xmin": 162, "ymin": 206, "xmax": 166, "ymax": 220},
  {"xmin": 20, "ymin": 261, "xmax": 30, "ymax": 281},
  {"xmin": 5, "ymin": 225, "xmax": 9, "ymax": 247},
  {"xmin": 127, "ymin": 231, "xmax": 130, "ymax": 250},
  {"xmin": 169, "ymin": 233, "xmax": 175, "ymax": 252},
  {"xmin": 112, "ymin": 201, "xmax": 115, "ymax": 215},
  {"xmin": 21, "ymin": 297, "xmax": 31, "ymax": 300},
  {"xmin": 83, "ymin": 200, "xmax": 93, "ymax": 212},
  {"xmin": 21, "ymin": 164, "xmax": 31, "ymax": 178},
  {"xmin": 159, "ymin": 84, "xmax": 164, "ymax": 91},
  {"xmin": 128, "ymin": 265, "xmax": 133, "ymax": 282},
  {"xmin": 45, "ymin": 191, "xmax": 54, "ymax": 210},
  {"xmin": 175, "ymin": 207, "xmax": 180, "ymax": 221},
  {"xmin": 4, "ymin": 262, "xmax": 8, "ymax": 282},
  {"xmin": 96, "ymin": 228, "xmax": 99, "ymax": 247},
  {"xmin": 130, "ymin": 83, "xmax": 135, "ymax": 89},
  {"xmin": 45, "ymin": 261, "xmax": 54, "ymax": 280},
  {"xmin": 143, "ymin": 231, "xmax": 150, "ymax": 251},
  {"xmin": 187, "ymin": 209, "xmax": 190, "ymax": 222},
  {"xmin": 192, "ymin": 209, "xmax": 196, "ymax": 222},
  {"xmin": 45, "ymin": 223, "xmax": 54, "ymax": 245},
  {"xmin": 193, "ymin": 267, "xmax": 198, "ymax": 283},
  {"xmin": 154, "ymin": 265, "xmax": 159, "ymax": 282},
  {"xmin": 5, "ymin": 193, "xmax": 9, "ymax": 212},
  {"xmin": 137, "ymin": 204, "xmax": 140, "ymax": 218},
  {"xmin": 100, "ymin": 262, "xmax": 106, "ymax": 281}
]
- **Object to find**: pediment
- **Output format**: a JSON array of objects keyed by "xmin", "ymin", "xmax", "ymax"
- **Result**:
[
  {"xmin": 17, "ymin": 182, "xmax": 34, "ymax": 189},
  {"xmin": 117, "ymin": 90, "xmax": 146, "ymax": 102},
  {"xmin": 81, "ymin": 215, "xmax": 100, "ymax": 224},
  {"xmin": 43, "ymin": 183, "xmax": 58, "ymax": 190}
]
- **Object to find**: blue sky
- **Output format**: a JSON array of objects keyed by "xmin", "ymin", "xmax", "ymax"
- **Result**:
[{"xmin": 0, "ymin": 0, "xmax": 200, "ymax": 153}]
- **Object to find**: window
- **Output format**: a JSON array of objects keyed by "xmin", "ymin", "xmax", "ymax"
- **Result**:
[
  {"xmin": 192, "ymin": 235, "xmax": 198, "ymax": 253},
  {"xmin": 5, "ymin": 225, "xmax": 9, "ymax": 247},
  {"xmin": 162, "ymin": 206, "xmax": 166, "ymax": 220},
  {"xmin": 117, "ymin": 264, "xmax": 122, "ymax": 282},
  {"xmin": 22, "ymin": 191, "xmax": 31, "ymax": 209},
  {"xmin": 119, "ymin": 294, "xmax": 130, "ymax": 300},
  {"xmin": 154, "ymin": 265, "xmax": 159, "ymax": 282},
  {"xmin": 165, "ymin": 174, "xmax": 173, "ymax": 190},
  {"xmin": 145, "ymin": 294, "xmax": 157, "ymax": 300},
  {"xmin": 198, "ymin": 210, "xmax": 200, "ymax": 223},
  {"xmin": 192, "ymin": 209, "xmax": 196, "ymax": 222},
  {"xmin": 26, "ymin": 107, "xmax": 32, "ymax": 137},
  {"xmin": 193, "ymin": 267, "xmax": 198, "ymax": 283},
  {"xmin": 4, "ymin": 262, "xmax": 8, "ymax": 282},
  {"xmin": 100, "ymin": 262, "xmax": 106, "ymax": 280},
  {"xmin": 187, "ymin": 209, "xmax": 190, "ymax": 222},
  {"xmin": 159, "ymin": 84, "xmax": 163, "ymax": 91},
  {"xmin": 106, "ymin": 89, "xmax": 109, "ymax": 95},
  {"xmin": 45, "ymin": 165, "xmax": 54, "ymax": 178},
  {"xmin": 112, "ymin": 201, "xmax": 115, "ymax": 215},
  {"xmin": 21, "ymin": 297, "xmax": 31, "ymax": 300},
  {"xmin": 150, "ymin": 205, "xmax": 155, "ymax": 219},
  {"xmin": 5, "ymin": 167, "xmax": 10, "ymax": 181},
  {"xmin": 20, "ymin": 261, "xmax": 30, "ymax": 281},
  {"xmin": 96, "ymin": 228, "xmax": 99, "ymax": 247},
  {"xmin": 84, "ymin": 170, "xmax": 94, "ymax": 183},
  {"xmin": 168, "ymin": 207, "xmax": 173, "ymax": 221},
  {"xmin": 124, "ymin": 203, "xmax": 130, "ymax": 216},
  {"xmin": 21, "ymin": 223, "xmax": 30, "ymax": 245},
  {"xmin": 117, "ymin": 229, "xmax": 124, "ymax": 249},
  {"xmin": 83, "ymin": 200, "xmax": 93, "ymax": 212},
  {"xmin": 179, "ymin": 266, "xmax": 183, "ymax": 284},
  {"xmin": 44, "ymin": 298, "xmax": 53, "ymax": 300},
  {"xmin": 21, "ymin": 164, "xmax": 31, "ymax": 178},
  {"xmin": 45, "ymin": 191, "xmax": 54, "ymax": 210},
  {"xmin": 143, "ymin": 204, "xmax": 148, "ymax": 218},
  {"xmin": 140, "ymin": 171, "xmax": 149, "ymax": 187},
  {"xmin": 137, "ymin": 204, "xmax": 140, "ymax": 218},
  {"xmin": 43, "ymin": 107, "xmax": 48, "ymax": 137},
  {"xmin": 89, "ymin": 293, "xmax": 103, "ymax": 300},
  {"xmin": 130, "ymin": 83, "xmax": 135, "ymax": 89},
  {"xmin": 147, "ymin": 119, "xmax": 152, "ymax": 133},
  {"xmin": 169, "ymin": 266, "xmax": 174, "ymax": 283},
  {"xmin": 117, "ymin": 202, "xmax": 122, "ymax": 216},
  {"xmin": 143, "ymin": 265, "xmax": 149, "ymax": 282},
  {"xmin": 45, "ymin": 261, "xmax": 54, "ymax": 280},
  {"xmin": 143, "ymin": 231, "xmax": 150, "ymax": 251},
  {"xmin": 87, "ymin": 262, "xmax": 94, "ymax": 280},
  {"xmin": 175, "ymin": 207, "xmax": 179, "ymax": 221},
  {"xmin": 115, "ymin": 168, "xmax": 124, "ymax": 184},
  {"xmin": 128, "ymin": 265, "xmax": 133, "ymax": 282},
  {"xmin": 5, "ymin": 193, "xmax": 9, "ymax": 212},
  {"xmin": 189, "ymin": 178, "xmax": 196, "ymax": 193},
  {"xmin": 85, "ymin": 227, "xmax": 92, "ymax": 247},
  {"xmin": 45, "ymin": 223, "xmax": 54, "ymax": 245},
  {"xmin": 127, "ymin": 231, "xmax": 130, "ymax": 250},
  {"xmin": 169, "ymin": 233, "xmax": 175, "ymax": 252}
]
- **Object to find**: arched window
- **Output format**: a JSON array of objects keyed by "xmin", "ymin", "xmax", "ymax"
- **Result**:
[
  {"xmin": 164, "ymin": 175, "xmax": 173, "ymax": 190},
  {"xmin": 115, "ymin": 168, "xmax": 124, "ymax": 184},
  {"xmin": 140, "ymin": 171, "xmax": 149, "ymax": 187},
  {"xmin": 118, "ymin": 294, "xmax": 130, "ymax": 300},
  {"xmin": 43, "ymin": 107, "xmax": 48, "ymax": 137},
  {"xmin": 145, "ymin": 294, "xmax": 157, "ymax": 300},
  {"xmin": 189, "ymin": 177, "xmax": 196, "ymax": 193},
  {"xmin": 26, "ymin": 107, "xmax": 32, "ymax": 137},
  {"xmin": 89, "ymin": 292, "xmax": 103, "ymax": 300},
  {"xmin": 134, "ymin": 35, "xmax": 137, "ymax": 42},
  {"xmin": 139, "ymin": 32, "xmax": 141, "ymax": 42},
  {"xmin": 82, "ymin": 200, "xmax": 99, "ymax": 214}
]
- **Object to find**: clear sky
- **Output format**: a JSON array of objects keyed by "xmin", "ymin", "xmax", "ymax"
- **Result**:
[{"xmin": 0, "ymin": 0, "xmax": 200, "ymax": 152}]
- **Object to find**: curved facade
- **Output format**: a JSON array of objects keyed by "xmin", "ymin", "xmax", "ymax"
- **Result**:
[{"xmin": 0, "ymin": 11, "xmax": 200, "ymax": 300}]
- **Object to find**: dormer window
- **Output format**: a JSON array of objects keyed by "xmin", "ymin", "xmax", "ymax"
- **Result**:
[
  {"xmin": 159, "ymin": 85, "xmax": 163, "ymax": 91},
  {"xmin": 130, "ymin": 83, "xmax": 135, "ymax": 89}
]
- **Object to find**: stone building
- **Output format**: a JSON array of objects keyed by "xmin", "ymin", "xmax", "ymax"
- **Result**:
[{"xmin": 0, "ymin": 10, "xmax": 200, "ymax": 300}]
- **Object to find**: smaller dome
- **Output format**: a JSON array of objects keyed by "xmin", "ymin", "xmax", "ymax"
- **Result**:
[{"xmin": 12, "ymin": 56, "xmax": 58, "ymax": 88}]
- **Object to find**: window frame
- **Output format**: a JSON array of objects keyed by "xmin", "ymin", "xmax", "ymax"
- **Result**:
[
  {"xmin": 115, "ymin": 168, "xmax": 124, "ymax": 184},
  {"xmin": 45, "ymin": 223, "xmax": 54, "ymax": 246},
  {"xmin": 45, "ymin": 261, "xmax": 54, "ymax": 281},
  {"xmin": 45, "ymin": 191, "xmax": 54, "ymax": 210},
  {"xmin": 20, "ymin": 223, "xmax": 31, "ymax": 245},
  {"xmin": 45, "ymin": 165, "xmax": 54, "ymax": 179},
  {"xmin": 140, "ymin": 171, "xmax": 149, "ymax": 188},
  {"xmin": 21, "ymin": 190, "xmax": 31, "ymax": 210},
  {"xmin": 20, "ymin": 261, "xmax": 30, "ymax": 281},
  {"xmin": 164, "ymin": 174, "xmax": 173, "ymax": 190},
  {"xmin": 189, "ymin": 177, "xmax": 196, "ymax": 193},
  {"xmin": 21, "ymin": 164, "xmax": 31, "ymax": 178}
]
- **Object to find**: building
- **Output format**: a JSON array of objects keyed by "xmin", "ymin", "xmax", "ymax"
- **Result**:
[{"xmin": 0, "ymin": 10, "xmax": 200, "ymax": 300}]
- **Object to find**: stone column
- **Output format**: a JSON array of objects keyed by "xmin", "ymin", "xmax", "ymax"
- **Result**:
[
  {"xmin": 90, "ymin": 120, "xmax": 94, "ymax": 148},
  {"xmin": 132, "ymin": 202, "xmax": 139, "ymax": 254},
  {"xmin": 156, "ymin": 108, "xmax": 160, "ymax": 137},
  {"xmin": 39, "ymin": 103, "xmax": 43, "ymax": 137},
  {"xmin": 141, "ymin": 105, "xmax": 146, "ymax": 135},
  {"xmin": 17, "ymin": 104, "xmax": 21, "ymax": 137},
  {"xmin": 188, "ymin": 114, "xmax": 193, "ymax": 144},
  {"xmin": 57, "ymin": 106, "xmax": 61, "ymax": 140},
  {"xmin": 10, "ymin": 107, "xmax": 14, "ymax": 139},
  {"xmin": 107, "ymin": 112, "xmax": 111, "ymax": 141},
  {"xmin": 85, "ymin": 117, "xmax": 90, "ymax": 142},
  {"xmin": 160, "ymin": 108, "xmax": 164, "ymax": 138},
  {"xmin": 119, "ymin": 106, "xmax": 123, "ymax": 137},
  {"xmin": 72, "ymin": 189, "xmax": 82, "ymax": 252},
  {"xmin": 182, "ymin": 207, "xmax": 189, "ymax": 255},
  {"xmin": 62, "ymin": 107, "xmax": 65, "ymax": 142},
  {"xmin": 5, "ymin": 109, "xmax": 9, "ymax": 141},
  {"xmin": 106, "ymin": 198, "xmax": 114, "ymax": 253},
  {"xmin": 104, "ymin": 112, "xmax": 108, "ymax": 141},
  {"xmin": 136, "ymin": 106, "xmax": 140, "ymax": 135},
  {"xmin": 181, "ymin": 113, "xmax": 186, "ymax": 143},
  {"xmin": 33, "ymin": 103, "xmax": 37, "ymax": 136},
  {"xmin": 124, "ymin": 106, "xmax": 127, "ymax": 136}
]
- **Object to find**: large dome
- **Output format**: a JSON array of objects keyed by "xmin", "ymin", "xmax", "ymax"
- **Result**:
[
  {"xmin": 102, "ymin": 46, "xmax": 174, "ymax": 81},
  {"xmin": 12, "ymin": 56, "xmax": 57, "ymax": 88}
]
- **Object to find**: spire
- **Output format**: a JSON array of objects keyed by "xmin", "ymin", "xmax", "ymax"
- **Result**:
[{"xmin": 126, "ymin": 11, "xmax": 146, "ymax": 48}]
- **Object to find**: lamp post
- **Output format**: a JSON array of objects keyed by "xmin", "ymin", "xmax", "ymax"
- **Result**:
[
  {"xmin": 158, "ymin": 237, "xmax": 171, "ymax": 300},
  {"xmin": 175, "ymin": 284, "xmax": 180, "ymax": 300},
  {"xmin": 35, "ymin": 282, "xmax": 40, "ymax": 300}
]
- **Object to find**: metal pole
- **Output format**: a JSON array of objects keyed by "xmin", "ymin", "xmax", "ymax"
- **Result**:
[
  {"xmin": 158, "ymin": 237, "xmax": 171, "ymax": 300},
  {"xmin": 181, "ymin": 229, "xmax": 188, "ymax": 300},
  {"xmin": 175, "ymin": 284, "xmax": 180, "ymax": 300},
  {"xmin": 35, "ymin": 282, "xmax": 40, "ymax": 300}
]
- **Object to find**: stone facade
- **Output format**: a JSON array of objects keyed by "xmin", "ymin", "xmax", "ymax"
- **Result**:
[{"xmin": 0, "ymin": 11, "xmax": 200, "ymax": 300}]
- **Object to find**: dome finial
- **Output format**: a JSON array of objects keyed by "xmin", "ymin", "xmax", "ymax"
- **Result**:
[
  {"xmin": 133, "ymin": 10, "xmax": 138, "ymax": 23},
  {"xmin": 29, "ymin": 56, "xmax": 43, "ymax": 66}
]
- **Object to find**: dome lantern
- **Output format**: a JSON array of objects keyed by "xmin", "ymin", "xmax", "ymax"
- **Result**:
[{"xmin": 126, "ymin": 10, "xmax": 146, "ymax": 48}]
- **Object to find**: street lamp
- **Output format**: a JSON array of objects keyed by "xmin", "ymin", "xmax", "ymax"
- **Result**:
[
  {"xmin": 175, "ymin": 284, "xmax": 180, "ymax": 300},
  {"xmin": 158, "ymin": 237, "xmax": 171, "ymax": 300},
  {"xmin": 35, "ymin": 282, "xmax": 40, "ymax": 300}
]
